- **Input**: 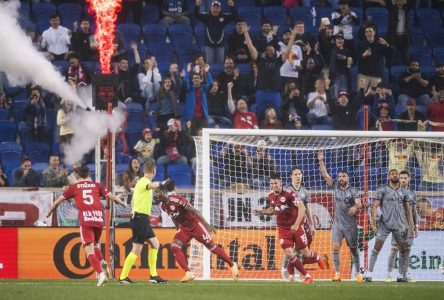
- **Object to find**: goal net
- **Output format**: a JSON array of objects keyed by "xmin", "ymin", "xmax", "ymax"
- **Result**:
[{"xmin": 192, "ymin": 129, "xmax": 444, "ymax": 281}]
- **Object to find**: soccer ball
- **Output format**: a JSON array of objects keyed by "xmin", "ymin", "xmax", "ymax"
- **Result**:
[{"xmin": 359, "ymin": 267, "xmax": 368, "ymax": 276}]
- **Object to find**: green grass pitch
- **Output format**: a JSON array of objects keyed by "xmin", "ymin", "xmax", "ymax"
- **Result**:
[{"xmin": 1, "ymin": 280, "xmax": 443, "ymax": 300}]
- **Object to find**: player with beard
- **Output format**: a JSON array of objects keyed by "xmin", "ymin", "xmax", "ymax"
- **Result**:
[
  {"xmin": 318, "ymin": 150, "xmax": 364, "ymax": 282},
  {"xmin": 386, "ymin": 170, "xmax": 418, "ymax": 282},
  {"xmin": 365, "ymin": 169, "xmax": 414, "ymax": 282}
]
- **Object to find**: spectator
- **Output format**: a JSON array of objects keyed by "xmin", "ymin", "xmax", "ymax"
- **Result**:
[
  {"xmin": 369, "ymin": 82, "xmax": 396, "ymax": 118},
  {"xmin": 184, "ymin": 67, "xmax": 213, "ymax": 135},
  {"xmin": 160, "ymin": 0, "xmax": 190, "ymax": 27},
  {"xmin": 318, "ymin": 19, "xmax": 334, "ymax": 78},
  {"xmin": 287, "ymin": 114, "xmax": 303, "ymax": 130},
  {"xmin": 186, "ymin": 125, "xmax": 201, "ymax": 174},
  {"xmin": 428, "ymin": 63, "xmax": 444, "ymax": 96},
  {"xmin": 306, "ymin": 79, "xmax": 331, "ymax": 127},
  {"xmin": 375, "ymin": 102, "xmax": 395, "ymax": 131},
  {"xmin": 427, "ymin": 90, "xmax": 444, "ymax": 132},
  {"xmin": 138, "ymin": 57, "xmax": 162, "ymax": 104},
  {"xmin": 207, "ymin": 80, "xmax": 231, "ymax": 126},
  {"xmin": 119, "ymin": 0, "xmax": 143, "ymax": 24},
  {"xmin": 397, "ymin": 59, "xmax": 430, "ymax": 108},
  {"xmin": 227, "ymin": 82, "xmax": 258, "ymax": 129},
  {"xmin": 357, "ymin": 24, "xmax": 393, "ymax": 90},
  {"xmin": 133, "ymin": 128, "xmax": 159, "ymax": 164},
  {"xmin": 293, "ymin": 21, "xmax": 316, "ymax": 59},
  {"xmin": 67, "ymin": 162, "xmax": 81, "ymax": 185},
  {"xmin": 251, "ymin": 140, "xmax": 276, "ymax": 189},
  {"xmin": 281, "ymin": 82, "xmax": 308, "ymax": 127},
  {"xmin": 418, "ymin": 143, "xmax": 444, "ymax": 191},
  {"xmin": 121, "ymin": 158, "xmax": 144, "ymax": 203},
  {"xmin": 65, "ymin": 52, "xmax": 91, "ymax": 87},
  {"xmin": 216, "ymin": 57, "xmax": 243, "ymax": 99},
  {"xmin": 278, "ymin": 27, "xmax": 304, "ymax": 87},
  {"xmin": 387, "ymin": 0, "xmax": 413, "ymax": 65},
  {"xmin": 0, "ymin": 164, "xmax": 9, "ymax": 187},
  {"xmin": 219, "ymin": 143, "xmax": 252, "ymax": 189},
  {"xmin": 227, "ymin": 18, "xmax": 251, "ymax": 64},
  {"xmin": 397, "ymin": 98, "xmax": 427, "ymax": 131},
  {"xmin": 157, "ymin": 118, "xmax": 188, "ymax": 166},
  {"xmin": 300, "ymin": 56, "xmax": 323, "ymax": 96},
  {"xmin": 57, "ymin": 99, "xmax": 75, "ymax": 156},
  {"xmin": 194, "ymin": 0, "xmax": 237, "ymax": 64},
  {"xmin": 260, "ymin": 107, "xmax": 283, "ymax": 129},
  {"xmin": 151, "ymin": 76, "xmax": 180, "ymax": 131},
  {"xmin": 242, "ymin": 61, "xmax": 259, "ymax": 104},
  {"xmin": 116, "ymin": 42, "xmax": 141, "ymax": 104},
  {"xmin": 40, "ymin": 14, "xmax": 70, "ymax": 61},
  {"xmin": 329, "ymin": 33, "xmax": 353, "ymax": 97},
  {"xmin": 23, "ymin": 85, "xmax": 47, "ymax": 143},
  {"xmin": 167, "ymin": 63, "xmax": 183, "ymax": 95},
  {"xmin": 13, "ymin": 158, "xmax": 40, "ymax": 188},
  {"xmin": 43, "ymin": 154, "xmax": 69, "ymax": 188},
  {"xmin": 111, "ymin": 32, "xmax": 127, "ymax": 63},
  {"xmin": 254, "ymin": 19, "xmax": 279, "ymax": 53},
  {"xmin": 71, "ymin": 18, "xmax": 98, "ymax": 61},
  {"xmin": 331, "ymin": 0, "xmax": 360, "ymax": 55}
]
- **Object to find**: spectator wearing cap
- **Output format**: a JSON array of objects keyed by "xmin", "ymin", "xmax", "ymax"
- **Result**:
[
  {"xmin": 398, "ymin": 98, "xmax": 427, "ymax": 131},
  {"xmin": 329, "ymin": 32, "xmax": 353, "ymax": 98},
  {"xmin": 13, "ymin": 158, "xmax": 40, "ymax": 187},
  {"xmin": 40, "ymin": 14, "xmax": 70, "ymax": 61},
  {"xmin": 427, "ymin": 89, "xmax": 444, "ymax": 132},
  {"xmin": 369, "ymin": 82, "xmax": 395, "ymax": 118},
  {"xmin": 227, "ymin": 18, "xmax": 251, "ymax": 64},
  {"xmin": 71, "ymin": 18, "xmax": 98, "ymax": 61},
  {"xmin": 157, "ymin": 118, "xmax": 188, "ymax": 166},
  {"xmin": 278, "ymin": 26, "xmax": 304, "ymax": 87},
  {"xmin": 375, "ymin": 102, "xmax": 395, "ymax": 131},
  {"xmin": 306, "ymin": 79, "xmax": 332, "ymax": 127},
  {"xmin": 429, "ymin": 63, "xmax": 444, "ymax": 96},
  {"xmin": 327, "ymin": 79, "xmax": 365, "ymax": 130},
  {"xmin": 65, "ymin": 52, "xmax": 91, "ymax": 87},
  {"xmin": 260, "ymin": 107, "xmax": 283, "ymax": 129},
  {"xmin": 254, "ymin": 19, "xmax": 279, "ymax": 53},
  {"xmin": 133, "ymin": 128, "xmax": 159, "ymax": 164},
  {"xmin": 194, "ymin": 0, "xmax": 237, "ymax": 64},
  {"xmin": 160, "ymin": 0, "xmax": 190, "ymax": 27},
  {"xmin": 387, "ymin": 0, "xmax": 413, "ymax": 65},
  {"xmin": 227, "ymin": 82, "xmax": 258, "ymax": 129},
  {"xmin": 331, "ymin": 0, "xmax": 360, "ymax": 55},
  {"xmin": 184, "ymin": 67, "xmax": 213, "ymax": 135},
  {"xmin": 397, "ymin": 59, "xmax": 430, "ymax": 108},
  {"xmin": 287, "ymin": 115, "xmax": 303, "ymax": 130}
]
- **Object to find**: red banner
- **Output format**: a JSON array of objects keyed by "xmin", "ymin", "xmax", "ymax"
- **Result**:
[{"xmin": 0, "ymin": 228, "xmax": 18, "ymax": 278}]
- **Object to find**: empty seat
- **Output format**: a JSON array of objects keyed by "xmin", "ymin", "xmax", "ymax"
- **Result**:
[
  {"xmin": 117, "ymin": 23, "xmax": 141, "ymax": 43},
  {"xmin": 169, "ymin": 24, "xmax": 194, "ymax": 45},
  {"xmin": 24, "ymin": 142, "xmax": 50, "ymax": 163},
  {"xmin": 0, "ymin": 142, "xmax": 22, "ymax": 166},
  {"xmin": 143, "ymin": 23, "xmax": 167, "ymax": 44},
  {"xmin": 0, "ymin": 121, "xmax": 17, "ymax": 142}
]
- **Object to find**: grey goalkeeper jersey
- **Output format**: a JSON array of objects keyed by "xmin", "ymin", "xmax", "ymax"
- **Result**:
[
  {"xmin": 374, "ymin": 184, "xmax": 410, "ymax": 230},
  {"xmin": 284, "ymin": 184, "xmax": 310, "ymax": 204},
  {"xmin": 331, "ymin": 182, "xmax": 360, "ymax": 229}
]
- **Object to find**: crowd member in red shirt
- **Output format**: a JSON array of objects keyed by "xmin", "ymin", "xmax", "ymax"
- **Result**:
[
  {"xmin": 227, "ymin": 82, "xmax": 258, "ymax": 129},
  {"xmin": 427, "ymin": 89, "xmax": 444, "ymax": 132},
  {"xmin": 46, "ymin": 166, "xmax": 127, "ymax": 286}
]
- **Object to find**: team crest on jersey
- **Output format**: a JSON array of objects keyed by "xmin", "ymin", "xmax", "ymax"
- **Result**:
[
  {"xmin": 280, "ymin": 197, "xmax": 286, "ymax": 203},
  {"xmin": 170, "ymin": 205, "xmax": 176, "ymax": 211},
  {"xmin": 219, "ymin": 17, "xmax": 224, "ymax": 22},
  {"xmin": 279, "ymin": 238, "xmax": 284, "ymax": 245}
]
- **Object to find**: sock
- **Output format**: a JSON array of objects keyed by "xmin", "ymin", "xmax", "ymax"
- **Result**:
[
  {"xmin": 350, "ymin": 247, "xmax": 361, "ymax": 273},
  {"xmin": 332, "ymin": 251, "xmax": 340, "ymax": 274},
  {"xmin": 368, "ymin": 249, "xmax": 380, "ymax": 273},
  {"xmin": 94, "ymin": 246, "xmax": 104, "ymax": 262},
  {"xmin": 398, "ymin": 252, "xmax": 407, "ymax": 279},
  {"xmin": 211, "ymin": 246, "xmax": 234, "ymax": 267},
  {"xmin": 388, "ymin": 246, "xmax": 398, "ymax": 274},
  {"xmin": 403, "ymin": 247, "xmax": 411, "ymax": 278},
  {"xmin": 286, "ymin": 256, "xmax": 295, "ymax": 276},
  {"xmin": 282, "ymin": 255, "xmax": 289, "ymax": 270},
  {"xmin": 120, "ymin": 252, "xmax": 137, "ymax": 280},
  {"xmin": 149, "ymin": 248, "xmax": 159, "ymax": 277},
  {"xmin": 87, "ymin": 253, "xmax": 103, "ymax": 274},
  {"xmin": 171, "ymin": 243, "xmax": 189, "ymax": 272},
  {"xmin": 303, "ymin": 250, "xmax": 319, "ymax": 264},
  {"xmin": 290, "ymin": 257, "xmax": 307, "ymax": 276}
]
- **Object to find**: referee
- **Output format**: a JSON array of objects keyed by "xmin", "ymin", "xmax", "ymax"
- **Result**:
[{"xmin": 119, "ymin": 159, "xmax": 170, "ymax": 284}]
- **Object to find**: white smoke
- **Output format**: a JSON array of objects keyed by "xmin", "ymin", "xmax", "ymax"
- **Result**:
[{"xmin": 0, "ymin": 0, "xmax": 84, "ymax": 107}]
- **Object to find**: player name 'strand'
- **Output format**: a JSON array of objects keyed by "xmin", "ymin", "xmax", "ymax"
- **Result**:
[{"xmin": 82, "ymin": 210, "xmax": 103, "ymax": 222}]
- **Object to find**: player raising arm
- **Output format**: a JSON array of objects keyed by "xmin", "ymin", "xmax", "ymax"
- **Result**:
[
  {"xmin": 156, "ymin": 180, "xmax": 239, "ymax": 282},
  {"xmin": 45, "ymin": 165, "xmax": 127, "ymax": 287}
]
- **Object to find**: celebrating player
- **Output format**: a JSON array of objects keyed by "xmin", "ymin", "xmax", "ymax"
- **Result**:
[
  {"xmin": 45, "ymin": 165, "xmax": 127, "ymax": 287},
  {"xmin": 119, "ymin": 159, "xmax": 170, "ymax": 284},
  {"xmin": 155, "ymin": 180, "xmax": 239, "ymax": 282},
  {"xmin": 365, "ymin": 169, "xmax": 414, "ymax": 282},
  {"xmin": 254, "ymin": 173, "xmax": 326, "ymax": 284},
  {"xmin": 318, "ymin": 150, "xmax": 364, "ymax": 282},
  {"xmin": 386, "ymin": 170, "xmax": 418, "ymax": 282}
]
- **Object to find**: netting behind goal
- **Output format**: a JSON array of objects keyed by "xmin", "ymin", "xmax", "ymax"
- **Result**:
[{"xmin": 193, "ymin": 130, "xmax": 444, "ymax": 281}]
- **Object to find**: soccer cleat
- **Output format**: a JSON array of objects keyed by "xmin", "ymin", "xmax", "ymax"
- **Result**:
[
  {"xmin": 281, "ymin": 268, "xmax": 289, "ymax": 280},
  {"xmin": 406, "ymin": 277, "xmax": 416, "ymax": 283},
  {"xmin": 355, "ymin": 273, "xmax": 364, "ymax": 283},
  {"xmin": 149, "ymin": 275, "xmax": 167, "ymax": 284},
  {"xmin": 97, "ymin": 272, "xmax": 108, "ymax": 287},
  {"xmin": 293, "ymin": 276, "xmax": 304, "ymax": 283},
  {"xmin": 363, "ymin": 276, "xmax": 373, "ymax": 282},
  {"xmin": 101, "ymin": 261, "xmax": 110, "ymax": 279},
  {"xmin": 332, "ymin": 273, "xmax": 341, "ymax": 282},
  {"xmin": 231, "ymin": 262, "xmax": 240, "ymax": 281},
  {"xmin": 118, "ymin": 277, "xmax": 134, "ymax": 284},
  {"xmin": 180, "ymin": 271, "xmax": 195, "ymax": 283},
  {"xmin": 396, "ymin": 277, "xmax": 407, "ymax": 283},
  {"xmin": 317, "ymin": 256, "xmax": 327, "ymax": 270},
  {"xmin": 288, "ymin": 275, "xmax": 294, "ymax": 283},
  {"xmin": 304, "ymin": 276, "xmax": 314, "ymax": 284}
]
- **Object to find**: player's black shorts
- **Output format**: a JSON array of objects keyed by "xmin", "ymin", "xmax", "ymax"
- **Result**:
[{"xmin": 130, "ymin": 212, "xmax": 155, "ymax": 244}]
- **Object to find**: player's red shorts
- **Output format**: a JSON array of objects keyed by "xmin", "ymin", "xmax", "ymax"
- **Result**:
[
  {"xmin": 304, "ymin": 222, "xmax": 313, "ymax": 247},
  {"xmin": 174, "ymin": 222, "xmax": 213, "ymax": 247},
  {"xmin": 278, "ymin": 225, "xmax": 309, "ymax": 250},
  {"xmin": 80, "ymin": 225, "xmax": 102, "ymax": 246}
]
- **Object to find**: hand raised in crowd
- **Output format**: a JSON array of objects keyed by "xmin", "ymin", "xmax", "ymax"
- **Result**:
[
  {"xmin": 227, "ymin": 0, "xmax": 235, "ymax": 7},
  {"xmin": 204, "ymin": 64, "xmax": 210, "ymax": 73},
  {"xmin": 359, "ymin": 78, "xmax": 366, "ymax": 90},
  {"xmin": 233, "ymin": 67, "xmax": 240, "ymax": 79},
  {"xmin": 227, "ymin": 82, "xmax": 234, "ymax": 90},
  {"xmin": 362, "ymin": 48, "xmax": 372, "ymax": 57},
  {"xmin": 272, "ymin": 25, "xmax": 279, "ymax": 35},
  {"xmin": 324, "ymin": 79, "xmax": 331, "ymax": 88},
  {"xmin": 378, "ymin": 37, "xmax": 388, "ymax": 46},
  {"xmin": 195, "ymin": 0, "xmax": 202, "ymax": 6},
  {"xmin": 130, "ymin": 41, "xmax": 138, "ymax": 51}
]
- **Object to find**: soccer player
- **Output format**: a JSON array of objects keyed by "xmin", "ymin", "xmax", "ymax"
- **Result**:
[
  {"xmin": 386, "ymin": 170, "xmax": 418, "ymax": 282},
  {"xmin": 318, "ymin": 150, "xmax": 364, "ymax": 282},
  {"xmin": 281, "ymin": 167, "xmax": 316, "ymax": 281},
  {"xmin": 254, "ymin": 173, "xmax": 326, "ymax": 284},
  {"xmin": 365, "ymin": 169, "xmax": 414, "ymax": 282},
  {"xmin": 155, "ymin": 180, "xmax": 239, "ymax": 282},
  {"xmin": 119, "ymin": 159, "xmax": 170, "ymax": 284},
  {"xmin": 45, "ymin": 166, "xmax": 127, "ymax": 287}
]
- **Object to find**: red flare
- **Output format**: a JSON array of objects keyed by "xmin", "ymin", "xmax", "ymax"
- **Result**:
[{"xmin": 87, "ymin": 0, "xmax": 122, "ymax": 74}]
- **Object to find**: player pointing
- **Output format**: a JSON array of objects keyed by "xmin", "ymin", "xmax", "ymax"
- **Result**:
[
  {"xmin": 318, "ymin": 149, "xmax": 364, "ymax": 282},
  {"xmin": 155, "ymin": 180, "xmax": 239, "ymax": 282},
  {"xmin": 254, "ymin": 173, "xmax": 326, "ymax": 284},
  {"xmin": 46, "ymin": 165, "xmax": 127, "ymax": 287}
]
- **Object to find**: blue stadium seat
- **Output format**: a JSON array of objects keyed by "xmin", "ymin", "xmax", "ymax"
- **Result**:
[
  {"xmin": 117, "ymin": 152, "xmax": 132, "ymax": 164},
  {"xmin": 20, "ymin": 19, "xmax": 36, "ymax": 32},
  {"xmin": 311, "ymin": 124, "xmax": 333, "ymax": 130},
  {"xmin": 148, "ymin": 43, "xmax": 174, "ymax": 65},
  {"xmin": 210, "ymin": 63, "xmax": 224, "ymax": 77},
  {"xmin": 424, "ymin": 28, "xmax": 444, "ymax": 48},
  {"xmin": 238, "ymin": 7, "xmax": 262, "ymax": 28},
  {"xmin": 169, "ymin": 172, "xmax": 192, "ymax": 187},
  {"xmin": 289, "ymin": 7, "xmax": 316, "ymax": 33},
  {"xmin": 408, "ymin": 45, "xmax": 433, "ymax": 67},
  {"xmin": 237, "ymin": 0, "xmax": 256, "ymax": 8},
  {"xmin": 125, "ymin": 123, "xmax": 145, "ymax": 150},
  {"xmin": 315, "ymin": 7, "xmax": 334, "ymax": 24},
  {"xmin": 194, "ymin": 24, "xmax": 206, "ymax": 48},
  {"xmin": 36, "ymin": 21, "xmax": 50, "ymax": 34},
  {"xmin": 117, "ymin": 23, "xmax": 141, "ymax": 43},
  {"xmin": 365, "ymin": 7, "xmax": 388, "ymax": 30},
  {"xmin": 53, "ymin": 60, "xmax": 69, "ymax": 73},
  {"xmin": 167, "ymin": 163, "xmax": 192, "ymax": 175},
  {"xmin": 410, "ymin": 27, "xmax": 424, "ymax": 46},
  {"xmin": 32, "ymin": 3, "xmax": 57, "ymax": 23},
  {"xmin": 24, "ymin": 142, "xmax": 50, "ymax": 163},
  {"xmin": 51, "ymin": 143, "xmax": 61, "ymax": 156},
  {"xmin": 174, "ymin": 43, "xmax": 200, "ymax": 66},
  {"xmin": 417, "ymin": 8, "xmax": 441, "ymax": 30},
  {"xmin": 58, "ymin": 3, "xmax": 82, "ymax": 28},
  {"xmin": 263, "ymin": 6, "xmax": 288, "ymax": 29},
  {"xmin": 0, "ymin": 109, "xmax": 8, "ymax": 120},
  {"xmin": 154, "ymin": 164, "xmax": 165, "ymax": 181},
  {"xmin": 116, "ymin": 163, "xmax": 128, "ymax": 185},
  {"xmin": 0, "ymin": 121, "xmax": 17, "ymax": 142},
  {"xmin": 0, "ymin": 142, "xmax": 22, "ymax": 167},
  {"xmin": 143, "ymin": 24, "xmax": 167, "ymax": 44},
  {"xmin": 169, "ymin": 24, "xmax": 194, "ymax": 45},
  {"xmin": 126, "ymin": 102, "xmax": 144, "ymax": 125},
  {"xmin": 141, "ymin": 4, "xmax": 160, "ymax": 25},
  {"xmin": 13, "ymin": 101, "xmax": 28, "ymax": 123}
]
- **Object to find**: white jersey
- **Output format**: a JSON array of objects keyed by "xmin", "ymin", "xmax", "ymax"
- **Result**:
[{"xmin": 278, "ymin": 42, "xmax": 303, "ymax": 78}]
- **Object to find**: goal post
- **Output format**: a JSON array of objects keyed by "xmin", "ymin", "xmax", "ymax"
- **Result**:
[{"xmin": 194, "ymin": 129, "xmax": 444, "ymax": 281}]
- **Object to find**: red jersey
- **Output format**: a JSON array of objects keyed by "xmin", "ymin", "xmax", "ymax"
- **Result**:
[
  {"xmin": 62, "ymin": 180, "xmax": 110, "ymax": 227},
  {"xmin": 161, "ymin": 194, "xmax": 199, "ymax": 231},
  {"xmin": 232, "ymin": 111, "xmax": 258, "ymax": 129},
  {"xmin": 267, "ymin": 189, "xmax": 302, "ymax": 229}
]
